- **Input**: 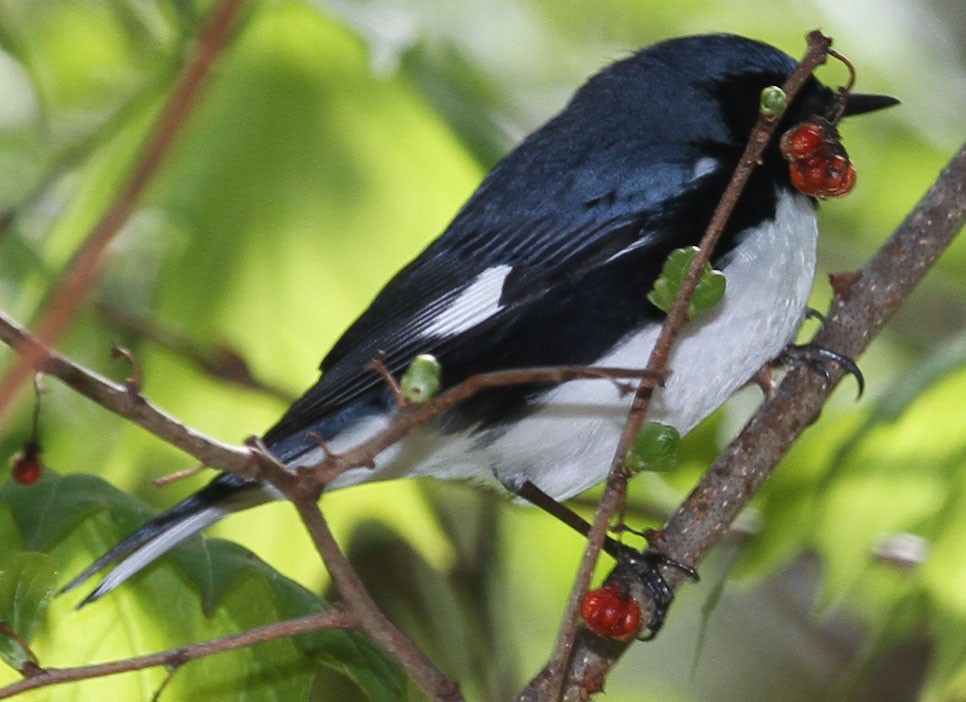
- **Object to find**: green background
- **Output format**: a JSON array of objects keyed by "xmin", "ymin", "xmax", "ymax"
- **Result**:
[{"xmin": 0, "ymin": 1, "xmax": 963, "ymax": 700}]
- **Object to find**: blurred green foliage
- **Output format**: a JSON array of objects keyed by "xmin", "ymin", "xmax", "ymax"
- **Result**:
[
  {"xmin": 0, "ymin": 0, "xmax": 963, "ymax": 700},
  {"xmin": 0, "ymin": 472, "xmax": 406, "ymax": 700}
]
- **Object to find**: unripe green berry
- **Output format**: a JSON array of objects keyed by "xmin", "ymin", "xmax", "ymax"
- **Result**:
[
  {"xmin": 626, "ymin": 422, "xmax": 680, "ymax": 474},
  {"xmin": 400, "ymin": 354, "xmax": 442, "ymax": 403},
  {"xmin": 760, "ymin": 85, "xmax": 787, "ymax": 119}
]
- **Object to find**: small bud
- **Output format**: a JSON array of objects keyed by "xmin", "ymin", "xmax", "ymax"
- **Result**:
[
  {"xmin": 625, "ymin": 422, "xmax": 680, "ymax": 474},
  {"xmin": 399, "ymin": 354, "xmax": 442, "ymax": 403},
  {"xmin": 759, "ymin": 85, "xmax": 787, "ymax": 119}
]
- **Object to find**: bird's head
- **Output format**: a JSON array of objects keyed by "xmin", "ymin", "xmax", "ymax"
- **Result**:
[{"xmin": 565, "ymin": 33, "xmax": 897, "ymax": 196}]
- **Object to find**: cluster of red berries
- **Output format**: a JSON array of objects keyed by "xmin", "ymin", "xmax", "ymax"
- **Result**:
[
  {"xmin": 780, "ymin": 121, "xmax": 856, "ymax": 199},
  {"xmin": 580, "ymin": 582, "xmax": 642, "ymax": 641}
]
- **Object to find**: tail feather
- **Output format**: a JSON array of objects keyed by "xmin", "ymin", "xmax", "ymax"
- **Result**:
[{"xmin": 61, "ymin": 474, "xmax": 271, "ymax": 605}]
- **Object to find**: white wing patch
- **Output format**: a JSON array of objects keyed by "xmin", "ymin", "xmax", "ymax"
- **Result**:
[
  {"xmin": 691, "ymin": 156, "xmax": 719, "ymax": 180},
  {"xmin": 603, "ymin": 230, "xmax": 657, "ymax": 264},
  {"xmin": 422, "ymin": 264, "xmax": 512, "ymax": 337}
]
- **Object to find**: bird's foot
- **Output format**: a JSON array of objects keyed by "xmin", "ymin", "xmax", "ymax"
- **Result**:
[
  {"xmin": 610, "ymin": 541, "xmax": 698, "ymax": 640},
  {"xmin": 779, "ymin": 342, "xmax": 865, "ymax": 398}
]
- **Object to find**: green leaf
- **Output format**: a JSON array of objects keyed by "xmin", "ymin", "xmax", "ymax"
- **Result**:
[
  {"xmin": 647, "ymin": 246, "xmax": 726, "ymax": 320},
  {"xmin": 691, "ymin": 268, "xmax": 726, "ymax": 316},
  {"xmin": 1, "ymin": 472, "xmax": 155, "ymax": 552},
  {"xmin": 0, "ymin": 472, "xmax": 406, "ymax": 701},
  {"xmin": 0, "ymin": 552, "xmax": 56, "ymax": 672}
]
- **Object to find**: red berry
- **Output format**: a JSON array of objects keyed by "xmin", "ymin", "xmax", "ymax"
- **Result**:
[
  {"xmin": 781, "ymin": 121, "xmax": 856, "ymax": 199},
  {"xmin": 789, "ymin": 153, "xmax": 856, "ymax": 198},
  {"xmin": 822, "ymin": 154, "xmax": 857, "ymax": 197},
  {"xmin": 10, "ymin": 444, "xmax": 42, "ymax": 485},
  {"xmin": 789, "ymin": 157, "xmax": 828, "ymax": 195},
  {"xmin": 780, "ymin": 123, "xmax": 825, "ymax": 161},
  {"xmin": 580, "ymin": 582, "xmax": 642, "ymax": 640}
]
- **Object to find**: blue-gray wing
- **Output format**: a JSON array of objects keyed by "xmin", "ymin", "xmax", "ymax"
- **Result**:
[{"xmin": 262, "ymin": 147, "xmax": 732, "ymax": 447}]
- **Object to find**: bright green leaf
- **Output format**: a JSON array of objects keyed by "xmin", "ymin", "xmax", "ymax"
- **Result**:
[
  {"xmin": 647, "ymin": 246, "xmax": 726, "ymax": 320},
  {"xmin": 0, "ymin": 552, "xmax": 56, "ymax": 672},
  {"xmin": 0, "ymin": 472, "xmax": 406, "ymax": 701}
]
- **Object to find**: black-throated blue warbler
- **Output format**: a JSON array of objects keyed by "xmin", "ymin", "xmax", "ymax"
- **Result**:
[{"xmin": 64, "ymin": 33, "xmax": 897, "ymax": 605}]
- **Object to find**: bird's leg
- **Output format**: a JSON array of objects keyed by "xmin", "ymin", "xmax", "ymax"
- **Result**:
[
  {"xmin": 514, "ymin": 479, "xmax": 697, "ymax": 637},
  {"xmin": 611, "ymin": 545, "xmax": 698, "ymax": 640},
  {"xmin": 513, "ymin": 478, "xmax": 599, "ymax": 542},
  {"xmin": 755, "ymin": 307, "xmax": 863, "ymax": 398},
  {"xmin": 753, "ymin": 343, "xmax": 864, "ymax": 399}
]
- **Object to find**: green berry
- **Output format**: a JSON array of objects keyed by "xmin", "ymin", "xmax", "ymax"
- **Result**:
[
  {"xmin": 759, "ymin": 85, "xmax": 787, "ymax": 119},
  {"xmin": 400, "ymin": 354, "xmax": 442, "ymax": 403},
  {"xmin": 625, "ymin": 422, "xmax": 680, "ymax": 474}
]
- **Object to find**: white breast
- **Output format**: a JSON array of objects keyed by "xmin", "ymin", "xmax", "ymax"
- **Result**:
[{"xmin": 321, "ymin": 189, "xmax": 818, "ymax": 500}]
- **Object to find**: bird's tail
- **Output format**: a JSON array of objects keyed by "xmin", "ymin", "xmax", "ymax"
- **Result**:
[{"xmin": 60, "ymin": 473, "xmax": 272, "ymax": 606}]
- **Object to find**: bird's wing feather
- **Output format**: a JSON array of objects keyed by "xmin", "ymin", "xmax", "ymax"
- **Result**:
[{"xmin": 263, "ymin": 152, "xmax": 727, "ymax": 446}]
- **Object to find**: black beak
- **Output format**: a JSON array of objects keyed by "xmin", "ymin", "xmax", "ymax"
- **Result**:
[{"xmin": 843, "ymin": 92, "xmax": 900, "ymax": 117}]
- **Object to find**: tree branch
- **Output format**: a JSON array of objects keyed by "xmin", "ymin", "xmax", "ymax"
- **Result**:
[
  {"xmin": 520, "ymin": 140, "xmax": 966, "ymax": 701},
  {"xmin": 316, "ymin": 365, "xmax": 661, "ymax": 488},
  {"xmin": 0, "ymin": 311, "xmax": 259, "ymax": 473},
  {"xmin": 0, "ymin": 608, "xmax": 355, "ymax": 699},
  {"xmin": 536, "ymin": 30, "xmax": 836, "ymax": 701},
  {"xmin": 0, "ymin": 0, "xmax": 246, "ymax": 429},
  {"xmin": 289, "ymin": 500, "xmax": 465, "ymax": 702},
  {"xmin": 0, "ymin": 308, "xmax": 656, "ymax": 699}
]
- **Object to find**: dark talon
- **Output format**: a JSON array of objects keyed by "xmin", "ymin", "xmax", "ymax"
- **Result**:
[
  {"xmin": 612, "ymin": 544, "xmax": 698, "ymax": 639},
  {"xmin": 513, "ymin": 479, "xmax": 699, "ymax": 638},
  {"xmin": 780, "ymin": 342, "xmax": 865, "ymax": 398}
]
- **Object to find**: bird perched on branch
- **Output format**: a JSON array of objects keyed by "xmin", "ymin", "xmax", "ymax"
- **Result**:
[{"xmin": 65, "ymin": 34, "xmax": 896, "ymax": 612}]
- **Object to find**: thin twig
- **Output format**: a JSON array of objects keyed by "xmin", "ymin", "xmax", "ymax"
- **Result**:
[
  {"xmin": 0, "ymin": 0, "xmax": 246, "ymax": 430},
  {"xmin": 320, "ymin": 366, "xmax": 662, "ymax": 484},
  {"xmin": 0, "ymin": 310, "xmax": 657, "ymax": 488},
  {"xmin": 0, "ymin": 310, "xmax": 257, "ymax": 475},
  {"xmin": 537, "ymin": 31, "xmax": 835, "ymax": 701},
  {"xmin": 289, "ymin": 500, "xmax": 465, "ymax": 702},
  {"xmin": 97, "ymin": 304, "xmax": 296, "ymax": 404},
  {"xmin": 0, "ymin": 608, "xmax": 356, "ymax": 699}
]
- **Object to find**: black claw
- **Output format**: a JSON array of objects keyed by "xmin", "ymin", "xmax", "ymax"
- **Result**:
[
  {"xmin": 804, "ymin": 307, "xmax": 826, "ymax": 324},
  {"xmin": 514, "ymin": 480, "xmax": 700, "ymax": 639},
  {"xmin": 613, "ymin": 544, "xmax": 698, "ymax": 639},
  {"xmin": 781, "ymin": 343, "xmax": 865, "ymax": 398}
]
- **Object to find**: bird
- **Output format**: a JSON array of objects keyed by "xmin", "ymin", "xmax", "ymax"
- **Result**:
[{"xmin": 63, "ymin": 33, "xmax": 897, "ymax": 605}]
